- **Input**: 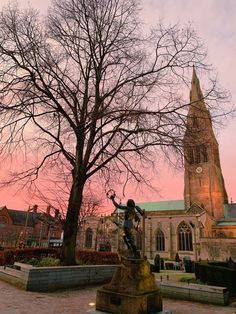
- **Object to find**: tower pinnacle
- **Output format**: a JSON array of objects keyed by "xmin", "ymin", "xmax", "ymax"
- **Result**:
[{"xmin": 190, "ymin": 66, "xmax": 204, "ymax": 104}]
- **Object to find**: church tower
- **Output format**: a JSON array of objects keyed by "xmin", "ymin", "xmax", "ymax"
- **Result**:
[{"xmin": 184, "ymin": 67, "xmax": 228, "ymax": 219}]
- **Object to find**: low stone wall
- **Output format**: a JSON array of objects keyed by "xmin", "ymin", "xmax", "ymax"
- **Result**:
[
  {"xmin": 0, "ymin": 263, "xmax": 117, "ymax": 292},
  {"xmin": 159, "ymin": 281, "xmax": 229, "ymax": 305}
]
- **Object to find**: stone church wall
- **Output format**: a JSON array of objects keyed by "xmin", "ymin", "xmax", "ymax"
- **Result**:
[{"xmin": 200, "ymin": 238, "xmax": 236, "ymax": 261}]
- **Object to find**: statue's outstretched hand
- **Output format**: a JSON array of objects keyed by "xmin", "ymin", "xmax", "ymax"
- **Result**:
[{"xmin": 106, "ymin": 189, "xmax": 116, "ymax": 200}]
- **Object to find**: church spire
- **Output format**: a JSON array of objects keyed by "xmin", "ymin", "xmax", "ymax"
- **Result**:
[
  {"xmin": 184, "ymin": 66, "xmax": 228, "ymax": 220},
  {"xmin": 190, "ymin": 66, "xmax": 204, "ymax": 104},
  {"xmin": 188, "ymin": 66, "xmax": 209, "ymax": 120}
]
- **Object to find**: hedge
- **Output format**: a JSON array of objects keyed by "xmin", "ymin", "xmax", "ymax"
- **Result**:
[
  {"xmin": 0, "ymin": 248, "xmax": 61, "ymax": 265},
  {"xmin": 76, "ymin": 250, "xmax": 120, "ymax": 265},
  {"xmin": 0, "ymin": 248, "xmax": 120, "ymax": 266},
  {"xmin": 195, "ymin": 261, "xmax": 236, "ymax": 294}
]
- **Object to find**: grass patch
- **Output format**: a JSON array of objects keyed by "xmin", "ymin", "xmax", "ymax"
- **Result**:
[
  {"xmin": 27, "ymin": 257, "xmax": 61, "ymax": 267},
  {"xmin": 179, "ymin": 276, "xmax": 205, "ymax": 285}
]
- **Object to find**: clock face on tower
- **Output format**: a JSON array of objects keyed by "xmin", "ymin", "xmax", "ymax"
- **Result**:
[{"xmin": 196, "ymin": 166, "xmax": 203, "ymax": 174}]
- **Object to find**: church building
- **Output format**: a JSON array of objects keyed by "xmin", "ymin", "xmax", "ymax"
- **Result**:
[{"xmin": 83, "ymin": 68, "xmax": 236, "ymax": 261}]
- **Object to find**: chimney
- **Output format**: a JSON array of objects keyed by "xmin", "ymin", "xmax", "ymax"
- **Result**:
[
  {"xmin": 55, "ymin": 209, "xmax": 59, "ymax": 219},
  {"xmin": 46, "ymin": 205, "xmax": 50, "ymax": 216},
  {"xmin": 32, "ymin": 204, "xmax": 38, "ymax": 213}
]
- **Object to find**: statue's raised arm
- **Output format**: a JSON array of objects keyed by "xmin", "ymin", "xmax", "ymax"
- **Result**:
[{"xmin": 107, "ymin": 190, "xmax": 141, "ymax": 259}]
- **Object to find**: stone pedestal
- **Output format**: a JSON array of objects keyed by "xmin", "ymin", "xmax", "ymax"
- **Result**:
[{"xmin": 96, "ymin": 257, "xmax": 162, "ymax": 314}]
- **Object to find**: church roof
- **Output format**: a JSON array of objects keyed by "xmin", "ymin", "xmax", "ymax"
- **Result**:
[
  {"xmin": 216, "ymin": 220, "xmax": 236, "ymax": 226},
  {"xmin": 137, "ymin": 200, "xmax": 185, "ymax": 212}
]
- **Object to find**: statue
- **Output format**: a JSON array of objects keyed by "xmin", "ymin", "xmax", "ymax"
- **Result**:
[
  {"xmin": 95, "ymin": 190, "xmax": 163, "ymax": 314},
  {"xmin": 107, "ymin": 189, "xmax": 144, "ymax": 258}
]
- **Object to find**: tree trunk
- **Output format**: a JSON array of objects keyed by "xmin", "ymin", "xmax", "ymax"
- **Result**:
[{"xmin": 62, "ymin": 177, "xmax": 84, "ymax": 265}]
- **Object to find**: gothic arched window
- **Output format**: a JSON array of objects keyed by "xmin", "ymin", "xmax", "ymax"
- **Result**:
[
  {"xmin": 188, "ymin": 148, "xmax": 194, "ymax": 164},
  {"xmin": 201, "ymin": 145, "xmax": 208, "ymax": 162},
  {"xmin": 85, "ymin": 228, "xmax": 93, "ymax": 249},
  {"xmin": 178, "ymin": 222, "xmax": 193, "ymax": 251},
  {"xmin": 196, "ymin": 146, "xmax": 201, "ymax": 164},
  {"xmin": 192, "ymin": 116, "xmax": 198, "ymax": 128},
  {"xmin": 156, "ymin": 229, "xmax": 165, "ymax": 251}
]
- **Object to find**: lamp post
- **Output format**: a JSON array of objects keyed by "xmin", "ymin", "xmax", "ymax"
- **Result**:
[{"xmin": 22, "ymin": 206, "xmax": 34, "ymax": 247}]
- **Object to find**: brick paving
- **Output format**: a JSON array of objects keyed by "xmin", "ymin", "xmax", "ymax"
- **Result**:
[{"xmin": 0, "ymin": 280, "xmax": 235, "ymax": 314}]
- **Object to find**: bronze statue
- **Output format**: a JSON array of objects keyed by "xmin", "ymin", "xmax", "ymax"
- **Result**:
[{"xmin": 107, "ymin": 190, "xmax": 144, "ymax": 258}]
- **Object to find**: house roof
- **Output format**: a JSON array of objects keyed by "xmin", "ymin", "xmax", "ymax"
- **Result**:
[{"xmin": 7, "ymin": 209, "xmax": 40, "ymax": 227}]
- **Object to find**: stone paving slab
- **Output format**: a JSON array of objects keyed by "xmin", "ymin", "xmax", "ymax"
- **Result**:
[
  {"xmin": 88, "ymin": 310, "xmax": 172, "ymax": 314},
  {"xmin": 0, "ymin": 280, "xmax": 235, "ymax": 314}
]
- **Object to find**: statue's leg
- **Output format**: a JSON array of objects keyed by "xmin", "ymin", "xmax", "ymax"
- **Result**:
[
  {"xmin": 125, "ymin": 228, "xmax": 139, "ymax": 257},
  {"xmin": 123, "ymin": 234, "xmax": 132, "ymax": 250}
]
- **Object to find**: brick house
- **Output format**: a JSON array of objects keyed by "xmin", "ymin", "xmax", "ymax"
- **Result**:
[{"xmin": 0, "ymin": 205, "xmax": 63, "ymax": 248}]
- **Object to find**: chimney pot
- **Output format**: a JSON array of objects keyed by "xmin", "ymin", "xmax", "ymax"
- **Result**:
[{"xmin": 46, "ymin": 205, "xmax": 50, "ymax": 215}]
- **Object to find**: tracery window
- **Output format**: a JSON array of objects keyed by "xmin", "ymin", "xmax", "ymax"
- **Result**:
[
  {"xmin": 188, "ymin": 148, "xmax": 194, "ymax": 164},
  {"xmin": 85, "ymin": 228, "xmax": 93, "ymax": 249},
  {"xmin": 156, "ymin": 229, "xmax": 165, "ymax": 251},
  {"xmin": 196, "ymin": 146, "xmax": 201, "ymax": 164},
  {"xmin": 201, "ymin": 145, "xmax": 208, "ymax": 162},
  {"xmin": 178, "ymin": 222, "xmax": 193, "ymax": 251},
  {"xmin": 192, "ymin": 116, "xmax": 198, "ymax": 128}
]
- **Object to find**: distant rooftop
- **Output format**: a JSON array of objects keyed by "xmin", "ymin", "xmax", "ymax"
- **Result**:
[
  {"xmin": 137, "ymin": 200, "xmax": 185, "ymax": 211},
  {"xmin": 216, "ymin": 220, "xmax": 236, "ymax": 226},
  {"xmin": 115, "ymin": 200, "xmax": 185, "ymax": 214},
  {"xmin": 224, "ymin": 203, "xmax": 236, "ymax": 219}
]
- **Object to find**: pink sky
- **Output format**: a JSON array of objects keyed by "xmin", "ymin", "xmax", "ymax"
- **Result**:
[{"xmin": 0, "ymin": 0, "xmax": 235, "ymax": 212}]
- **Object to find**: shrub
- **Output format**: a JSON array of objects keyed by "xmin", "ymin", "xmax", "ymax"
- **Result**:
[
  {"xmin": 164, "ymin": 262, "xmax": 174, "ymax": 270},
  {"xmin": 76, "ymin": 250, "xmax": 120, "ymax": 265},
  {"xmin": 37, "ymin": 257, "xmax": 61, "ymax": 267},
  {"xmin": 0, "ymin": 252, "xmax": 4, "ymax": 266},
  {"xmin": 195, "ymin": 261, "xmax": 236, "ymax": 294},
  {"xmin": 1, "ymin": 248, "xmax": 61, "ymax": 265}
]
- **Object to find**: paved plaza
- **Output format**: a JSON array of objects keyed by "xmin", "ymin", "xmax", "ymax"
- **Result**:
[{"xmin": 0, "ymin": 280, "xmax": 235, "ymax": 314}]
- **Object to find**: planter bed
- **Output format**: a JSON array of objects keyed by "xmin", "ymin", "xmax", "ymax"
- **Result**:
[{"xmin": 0, "ymin": 262, "xmax": 117, "ymax": 292}]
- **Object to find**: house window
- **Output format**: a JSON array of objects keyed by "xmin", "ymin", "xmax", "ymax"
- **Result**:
[
  {"xmin": 178, "ymin": 222, "xmax": 193, "ymax": 251},
  {"xmin": 156, "ymin": 229, "xmax": 165, "ymax": 251},
  {"xmin": 0, "ymin": 216, "xmax": 8, "ymax": 224},
  {"xmin": 85, "ymin": 228, "xmax": 93, "ymax": 249}
]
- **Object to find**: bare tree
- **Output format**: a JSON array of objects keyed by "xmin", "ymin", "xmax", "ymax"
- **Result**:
[
  {"xmin": 31, "ymin": 167, "xmax": 102, "ymax": 219},
  {"xmin": 0, "ymin": 0, "xmax": 230, "ymax": 264}
]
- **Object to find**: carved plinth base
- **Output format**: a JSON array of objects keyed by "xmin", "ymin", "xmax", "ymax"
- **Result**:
[
  {"xmin": 96, "ymin": 288, "xmax": 162, "ymax": 314},
  {"xmin": 96, "ymin": 257, "xmax": 163, "ymax": 314}
]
